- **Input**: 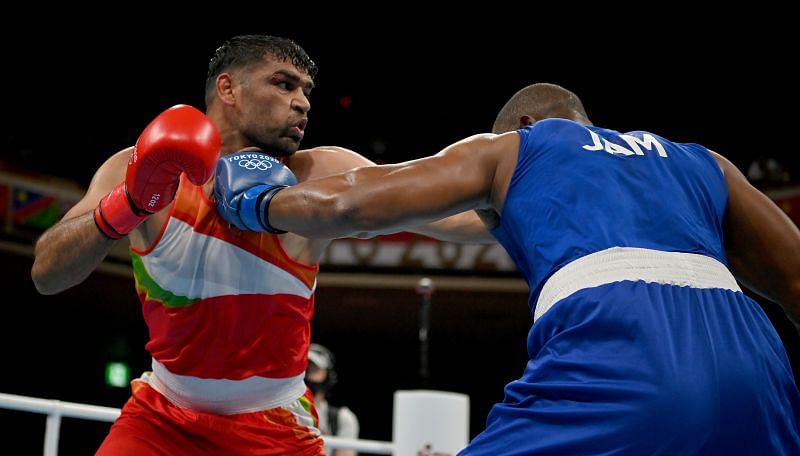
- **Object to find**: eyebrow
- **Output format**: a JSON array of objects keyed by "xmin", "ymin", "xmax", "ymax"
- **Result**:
[{"xmin": 273, "ymin": 70, "xmax": 315, "ymax": 91}]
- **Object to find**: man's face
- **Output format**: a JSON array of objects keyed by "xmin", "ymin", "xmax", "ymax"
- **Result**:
[{"xmin": 233, "ymin": 56, "xmax": 314, "ymax": 156}]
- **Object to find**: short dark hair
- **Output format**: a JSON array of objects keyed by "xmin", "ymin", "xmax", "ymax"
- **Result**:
[{"xmin": 205, "ymin": 35, "xmax": 317, "ymax": 105}]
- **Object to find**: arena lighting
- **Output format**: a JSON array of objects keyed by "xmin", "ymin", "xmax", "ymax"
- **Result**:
[{"xmin": 104, "ymin": 362, "xmax": 130, "ymax": 388}]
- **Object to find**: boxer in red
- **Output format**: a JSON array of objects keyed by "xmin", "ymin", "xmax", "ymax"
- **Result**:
[{"xmin": 31, "ymin": 35, "xmax": 491, "ymax": 455}]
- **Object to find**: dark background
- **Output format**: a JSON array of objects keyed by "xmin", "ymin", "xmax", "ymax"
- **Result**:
[
  {"xmin": 1, "ymin": 10, "xmax": 796, "ymax": 182},
  {"xmin": 1, "ymin": 9, "xmax": 797, "ymax": 455}
]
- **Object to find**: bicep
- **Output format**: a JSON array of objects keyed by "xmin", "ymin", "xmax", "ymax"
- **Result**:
[{"xmin": 61, "ymin": 148, "xmax": 130, "ymax": 221}]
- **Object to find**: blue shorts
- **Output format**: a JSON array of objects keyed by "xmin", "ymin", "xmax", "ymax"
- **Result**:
[{"xmin": 461, "ymin": 281, "xmax": 800, "ymax": 455}]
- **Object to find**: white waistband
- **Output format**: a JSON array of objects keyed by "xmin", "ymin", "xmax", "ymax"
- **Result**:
[
  {"xmin": 534, "ymin": 247, "xmax": 741, "ymax": 322},
  {"xmin": 145, "ymin": 359, "xmax": 307, "ymax": 415}
]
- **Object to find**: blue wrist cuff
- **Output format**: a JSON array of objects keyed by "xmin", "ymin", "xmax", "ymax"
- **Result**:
[
  {"xmin": 256, "ymin": 186, "xmax": 288, "ymax": 234},
  {"xmin": 239, "ymin": 185, "xmax": 288, "ymax": 234},
  {"xmin": 239, "ymin": 185, "xmax": 272, "ymax": 232}
]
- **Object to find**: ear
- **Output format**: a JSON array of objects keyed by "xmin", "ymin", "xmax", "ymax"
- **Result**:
[
  {"xmin": 216, "ymin": 73, "xmax": 236, "ymax": 106},
  {"xmin": 519, "ymin": 115, "xmax": 536, "ymax": 128}
]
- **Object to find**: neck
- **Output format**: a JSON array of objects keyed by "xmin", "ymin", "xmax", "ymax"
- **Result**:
[{"xmin": 206, "ymin": 107, "xmax": 248, "ymax": 155}]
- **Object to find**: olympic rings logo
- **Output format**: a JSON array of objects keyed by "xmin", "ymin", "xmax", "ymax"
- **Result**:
[{"xmin": 238, "ymin": 159, "xmax": 273, "ymax": 171}]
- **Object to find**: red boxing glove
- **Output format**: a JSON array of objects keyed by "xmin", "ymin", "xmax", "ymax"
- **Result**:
[{"xmin": 94, "ymin": 105, "xmax": 221, "ymax": 239}]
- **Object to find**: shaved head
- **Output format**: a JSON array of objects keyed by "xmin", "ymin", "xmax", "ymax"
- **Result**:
[{"xmin": 492, "ymin": 83, "xmax": 591, "ymax": 133}]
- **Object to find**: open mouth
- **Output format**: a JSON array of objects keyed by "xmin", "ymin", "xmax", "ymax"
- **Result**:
[{"xmin": 288, "ymin": 118, "xmax": 308, "ymax": 141}]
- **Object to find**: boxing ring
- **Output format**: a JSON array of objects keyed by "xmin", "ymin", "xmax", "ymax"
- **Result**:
[{"xmin": 0, "ymin": 390, "xmax": 468, "ymax": 455}]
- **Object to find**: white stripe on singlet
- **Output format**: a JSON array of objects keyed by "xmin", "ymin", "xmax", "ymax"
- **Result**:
[
  {"xmin": 534, "ymin": 247, "xmax": 741, "ymax": 322},
  {"xmin": 145, "ymin": 359, "xmax": 307, "ymax": 415},
  {"xmin": 141, "ymin": 218, "xmax": 315, "ymax": 300}
]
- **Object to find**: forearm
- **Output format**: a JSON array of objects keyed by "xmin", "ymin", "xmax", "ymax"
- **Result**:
[
  {"xmin": 269, "ymin": 142, "xmax": 497, "ymax": 239},
  {"xmin": 270, "ymin": 165, "xmax": 404, "ymax": 238},
  {"xmin": 31, "ymin": 212, "xmax": 119, "ymax": 295},
  {"xmin": 269, "ymin": 176, "xmax": 374, "ymax": 239},
  {"xmin": 270, "ymin": 165, "xmax": 482, "ymax": 239}
]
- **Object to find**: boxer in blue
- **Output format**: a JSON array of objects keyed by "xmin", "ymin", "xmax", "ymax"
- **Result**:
[{"xmin": 221, "ymin": 83, "xmax": 800, "ymax": 454}]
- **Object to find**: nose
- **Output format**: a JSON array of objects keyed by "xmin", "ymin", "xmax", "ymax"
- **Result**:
[{"xmin": 292, "ymin": 90, "xmax": 310, "ymax": 115}]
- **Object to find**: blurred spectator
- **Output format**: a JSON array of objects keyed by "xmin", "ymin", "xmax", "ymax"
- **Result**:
[
  {"xmin": 747, "ymin": 156, "xmax": 792, "ymax": 189},
  {"xmin": 306, "ymin": 343, "xmax": 360, "ymax": 456}
]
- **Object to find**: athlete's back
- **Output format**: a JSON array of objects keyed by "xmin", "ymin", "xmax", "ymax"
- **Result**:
[
  {"xmin": 464, "ymin": 119, "xmax": 800, "ymax": 455},
  {"xmin": 493, "ymin": 118, "xmax": 728, "ymax": 298}
]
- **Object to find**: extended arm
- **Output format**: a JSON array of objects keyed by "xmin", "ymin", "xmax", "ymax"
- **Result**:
[
  {"xmin": 268, "ymin": 134, "xmax": 510, "ymax": 239},
  {"xmin": 221, "ymin": 145, "xmax": 497, "ymax": 243},
  {"xmin": 713, "ymin": 151, "xmax": 800, "ymax": 330},
  {"xmin": 303, "ymin": 147, "xmax": 496, "ymax": 243}
]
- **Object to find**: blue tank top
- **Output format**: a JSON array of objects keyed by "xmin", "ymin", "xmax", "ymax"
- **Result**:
[{"xmin": 490, "ymin": 118, "xmax": 728, "ymax": 309}]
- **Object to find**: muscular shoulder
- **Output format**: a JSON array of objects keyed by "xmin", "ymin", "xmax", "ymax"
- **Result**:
[
  {"xmin": 453, "ymin": 132, "xmax": 519, "ymax": 214},
  {"xmin": 287, "ymin": 146, "xmax": 375, "ymax": 181},
  {"xmin": 707, "ymin": 149, "xmax": 733, "ymax": 176}
]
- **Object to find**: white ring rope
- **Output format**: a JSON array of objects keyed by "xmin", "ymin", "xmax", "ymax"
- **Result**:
[{"xmin": 0, "ymin": 392, "xmax": 394, "ymax": 455}]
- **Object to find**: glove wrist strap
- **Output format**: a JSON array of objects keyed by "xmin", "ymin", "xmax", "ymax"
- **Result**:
[
  {"xmin": 238, "ymin": 184, "xmax": 288, "ymax": 234},
  {"xmin": 93, "ymin": 183, "xmax": 148, "ymax": 239},
  {"xmin": 257, "ymin": 186, "xmax": 288, "ymax": 234}
]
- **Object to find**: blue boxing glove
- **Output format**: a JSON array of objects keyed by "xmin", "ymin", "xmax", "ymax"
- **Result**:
[{"xmin": 214, "ymin": 150, "xmax": 297, "ymax": 233}]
